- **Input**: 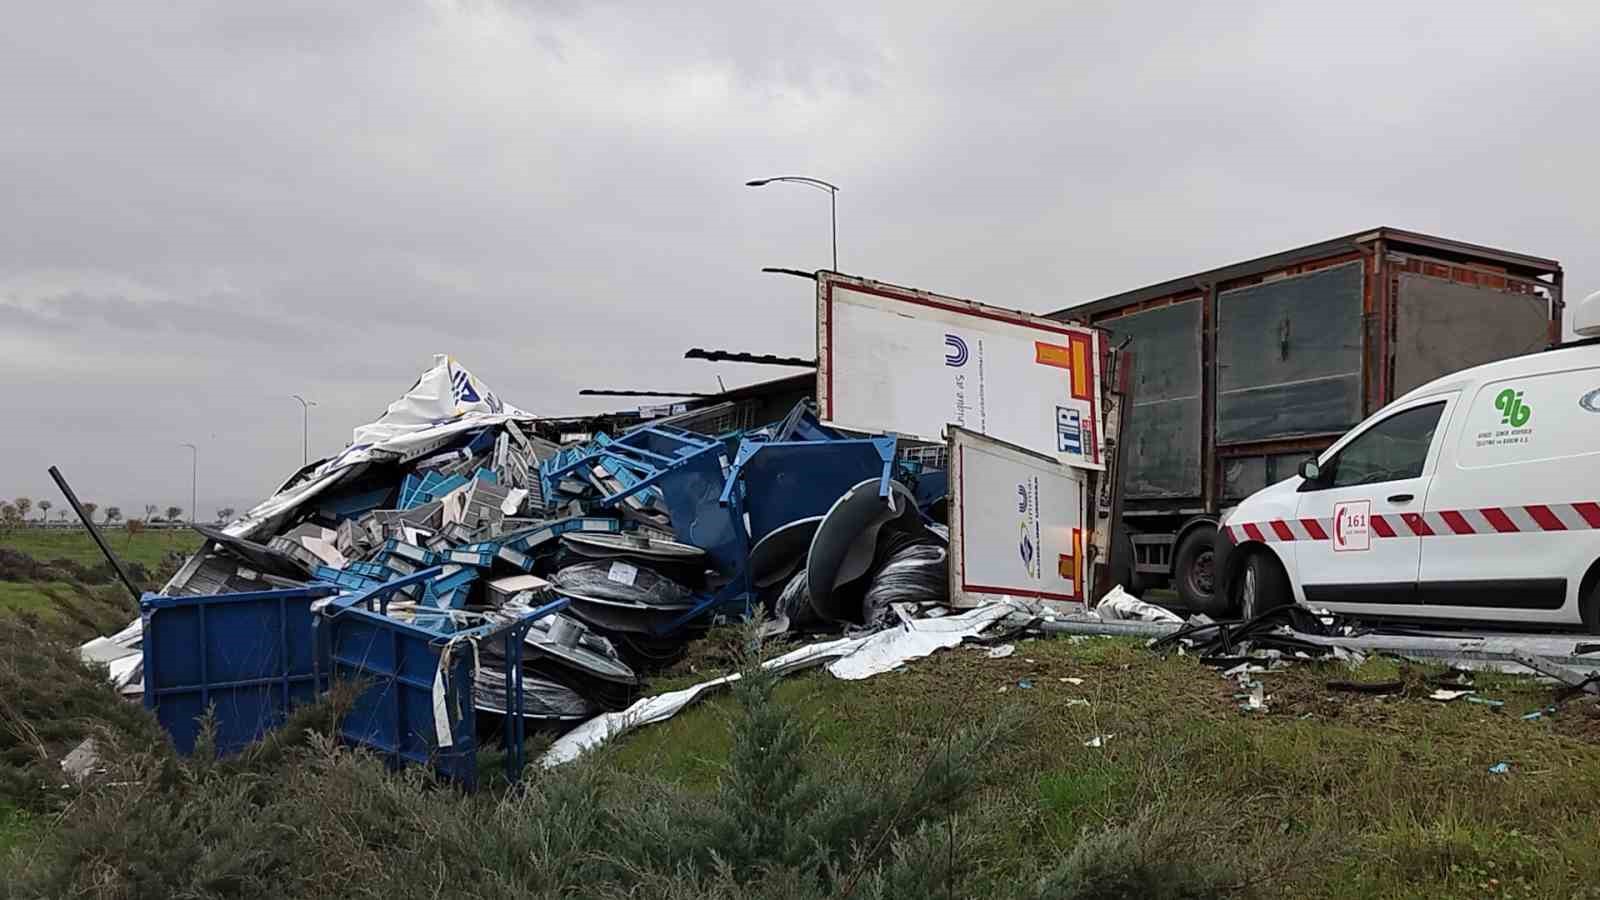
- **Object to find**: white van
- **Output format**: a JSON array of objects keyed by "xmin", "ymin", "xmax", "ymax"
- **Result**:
[{"xmin": 1213, "ymin": 291, "xmax": 1600, "ymax": 632}]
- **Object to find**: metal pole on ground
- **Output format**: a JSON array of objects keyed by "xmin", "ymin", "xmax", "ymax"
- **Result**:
[
  {"xmin": 181, "ymin": 442, "xmax": 197, "ymax": 526},
  {"xmin": 47, "ymin": 466, "xmax": 142, "ymax": 602}
]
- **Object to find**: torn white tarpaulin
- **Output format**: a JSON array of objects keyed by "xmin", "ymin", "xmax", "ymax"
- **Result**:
[
  {"xmin": 827, "ymin": 603, "xmax": 1018, "ymax": 680},
  {"xmin": 545, "ymin": 675, "xmax": 736, "ymax": 767},
  {"xmin": 1093, "ymin": 586, "xmax": 1185, "ymax": 625},
  {"xmin": 223, "ymin": 355, "xmax": 532, "ymax": 540},
  {"xmin": 542, "ymin": 604, "xmax": 1017, "ymax": 767},
  {"xmin": 429, "ymin": 633, "xmax": 483, "ymax": 748},
  {"xmin": 541, "ymin": 636, "xmax": 859, "ymax": 767}
]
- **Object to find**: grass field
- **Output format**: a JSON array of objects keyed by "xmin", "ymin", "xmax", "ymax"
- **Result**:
[
  {"xmin": 2, "ymin": 531, "xmax": 1599, "ymax": 896},
  {"xmin": 0, "ymin": 527, "xmax": 198, "ymax": 570},
  {"xmin": 0, "ymin": 580, "xmax": 86, "ymax": 623},
  {"xmin": 610, "ymin": 636, "xmax": 1600, "ymax": 898}
]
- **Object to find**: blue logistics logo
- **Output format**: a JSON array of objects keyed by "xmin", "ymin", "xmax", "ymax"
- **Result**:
[
  {"xmin": 1017, "ymin": 479, "xmax": 1040, "ymax": 579},
  {"xmin": 1056, "ymin": 406, "xmax": 1082, "ymax": 454},
  {"xmin": 451, "ymin": 366, "xmax": 504, "ymax": 413},
  {"xmin": 944, "ymin": 333, "xmax": 969, "ymax": 367},
  {"xmin": 451, "ymin": 368, "xmax": 481, "ymax": 403}
]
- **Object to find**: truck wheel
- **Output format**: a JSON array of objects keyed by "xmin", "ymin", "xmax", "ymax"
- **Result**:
[
  {"xmin": 1107, "ymin": 525, "xmax": 1136, "ymax": 597},
  {"xmin": 1172, "ymin": 525, "xmax": 1220, "ymax": 613},
  {"xmin": 1238, "ymin": 550, "xmax": 1290, "ymax": 621}
]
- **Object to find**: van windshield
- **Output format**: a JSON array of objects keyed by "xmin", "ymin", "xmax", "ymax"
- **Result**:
[{"xmin": 1328, "ymin": 402, "xmax": 1445, "ymax": 487}]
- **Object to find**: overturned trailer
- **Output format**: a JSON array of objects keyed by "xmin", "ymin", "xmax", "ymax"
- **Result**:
[
  {"xmin": 815, "ymin": 272, "xmax": 1126, "ymax": 603},
  {"xmin": 1049, "ymin": 228, "xmax": 1563, "ymax": 613}
]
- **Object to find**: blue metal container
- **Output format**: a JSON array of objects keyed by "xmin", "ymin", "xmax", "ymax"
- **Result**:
[
  {"xmin": 140, "ymin": 583, "xmax": 339, "ymax": 756},
  {"xmin": 317, "ymin": 569, "xmax": 562, "ymax": 789}
]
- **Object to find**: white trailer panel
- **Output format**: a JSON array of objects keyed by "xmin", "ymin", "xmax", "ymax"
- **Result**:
[
  {"xmin": 948, "ymin": 427, "xmax": 1089, "ymax": 608},
  {"xmin": 817, "ymin": 273, "xmax": 1105, "ymax": 470}
]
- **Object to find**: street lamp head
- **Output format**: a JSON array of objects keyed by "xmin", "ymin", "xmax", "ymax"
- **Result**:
[
  {"xmin": 761, "ymin": 267, "xmax": 818, "ymax": 280},
  {"xmin": 745, "ymin": 179, "xmax": 770, "ymax": 187}
]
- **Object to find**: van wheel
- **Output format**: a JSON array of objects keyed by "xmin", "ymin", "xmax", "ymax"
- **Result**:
[
  {"xmin": 1238, "ymin": 550, "xmax": 1290, "ymax": 621},
  {"xmin": 1173, "ymin": 525, "xmax": 1220, "ymax": 613},
  {"xmin": 1583, "ymin": 580, "xmax": 1600, "ymax": 635}
]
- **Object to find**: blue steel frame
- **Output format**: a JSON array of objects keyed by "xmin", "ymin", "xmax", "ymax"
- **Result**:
[
  {"xmin": 717, "ymin": 436, "xmax": 898, "ymax": 508},
  {"xmin": 317, "ymin": 568, "xmax": 567, "ymax": 785},
  {"xmin": 540, "ymin": 425, "xmax": 723, "ymax": 511}
]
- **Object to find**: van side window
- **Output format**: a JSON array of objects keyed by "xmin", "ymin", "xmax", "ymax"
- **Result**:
[{"xmin": 1326, "ymin": 401, "xmax": 1446, "ymax": 488}]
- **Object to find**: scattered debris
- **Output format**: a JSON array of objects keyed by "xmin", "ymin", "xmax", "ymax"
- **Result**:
[
  {"xmin": 1238, "ymin": 681, "xmax": 1269, "ymax": 714},
  {"xmin": 69, "ymin": 337, "xmax": 1056, "ymax": 784},
  {"xmin": 1327, "ymin": 680, "xmax": 1404, "ymax": 695},
  {"xmin": 541, "ymin": 606, "xmax": 1019, "ymax": 766},
  {"xmin": 1083, "ymin": 734, "xmax": 1115, "ymax": 748},
  {"xmin": 987, "ymin": 644, "xmax": 1016, "ymax": 659},
  {"xmin": 1488, "ymin": 762, "xmax": 1511, "ymax": 775},
  {"xmin": 60, "ymin": 737, "xmax": 101, "ymax": 783},
  {"xmin": 1429, "ymin": 689, "xmax": 1475, "ymax": 702},
  {"xmin": 1095, "ymin": 586, "xmax": 1184, "ymax": 624}
]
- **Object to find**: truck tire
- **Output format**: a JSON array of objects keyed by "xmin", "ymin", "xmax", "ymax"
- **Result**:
[
  {"xmin": 1172, "ymin": 524, "xmax": 1220, "ymax": 613},
  {"xmin": 1238, "ymin": 550, "xmax": 1291, "ymax": 621},
  {"xmin": 1107, "ymin": 525, "xmax": 1136, "ymax": 597}
]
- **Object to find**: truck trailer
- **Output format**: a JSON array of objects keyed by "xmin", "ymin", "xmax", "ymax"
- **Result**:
[{"xmin": 1048, "ymin": 227, "xmax": 1563, "ymax": 613}]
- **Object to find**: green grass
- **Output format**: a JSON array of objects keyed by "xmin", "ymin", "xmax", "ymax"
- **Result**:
[
  {"xmin": 0, "ymin": 580, "xmax": 81, "ymax": 622},
  {"xmin": 0, "ymin": 527, "xmax": 197, "ymax": 570},
  {"xmin": 604, "ymin": 634, "xmax": 1600, "ymax": 898},
  {"xmin": 0, "ymin": 529, "xmax": 179, "ymax": 640},
  {"xmin": 0, "ymin": 803, "xmax": 31, "ymax": 856},
  {"xmin": 3, "ymin": 531, "xmax": 1598, "ymax": 895}
]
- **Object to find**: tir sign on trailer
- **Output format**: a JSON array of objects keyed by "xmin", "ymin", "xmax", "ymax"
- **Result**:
[{"xmin": 816, "ymin": 273, "xmax": 1105, "ymax": 470}]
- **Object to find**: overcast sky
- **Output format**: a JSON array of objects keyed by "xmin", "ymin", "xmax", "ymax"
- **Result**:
[{"xmin": 3, "ymin": 1, "xmax": 1597, "ymax": 520}]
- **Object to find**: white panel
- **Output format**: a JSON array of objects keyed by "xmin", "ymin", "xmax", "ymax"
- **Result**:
[
  {"xmin": 818, "ymin": 275, "xmax": 1105, "ymax": 470},
  {"xmin": 1455, "ymin": 364, "xmax": 1600, "ymax": 470},
  {"xmin": 948, "ymin": 427, "xmax": 1088, "ymax": 608}
]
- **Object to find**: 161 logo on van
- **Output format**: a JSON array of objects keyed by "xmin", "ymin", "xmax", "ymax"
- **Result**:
[{"xmin": 1333, "ymin": 500, "xmax": 1371, "ymax": 552}]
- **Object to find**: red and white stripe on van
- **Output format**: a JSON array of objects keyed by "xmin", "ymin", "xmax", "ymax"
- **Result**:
[{"xmin": 1223, "ymin": 502, "xmax": 1600, "ymax": 543}]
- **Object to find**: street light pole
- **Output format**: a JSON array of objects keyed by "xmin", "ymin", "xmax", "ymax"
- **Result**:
[
  {"xmin": 745, "ymin": 176, "xmax": 839, "ymax": 271},
  {"xmin": 180, "ymin": 442, "xmax": 197, "ymax": 526},
  {"xmin": 291, "ymin": 394, "xmax": 317, "ymax": 466}
]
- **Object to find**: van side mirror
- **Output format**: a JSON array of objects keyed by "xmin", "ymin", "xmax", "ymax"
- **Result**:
[{"xmin": 1297, "ymin": 457, "xmax": 1321, "ymax": 482}]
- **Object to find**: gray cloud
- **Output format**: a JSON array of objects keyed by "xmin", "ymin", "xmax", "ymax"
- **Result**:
[{"xmin": 1, "ymin": 0, "xmax": 1597, "ymax": 518}]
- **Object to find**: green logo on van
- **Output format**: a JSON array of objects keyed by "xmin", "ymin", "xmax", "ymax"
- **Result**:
[{"xmin": 1495, "ymin": 388, "xmax": 1532, "ymax": 427}]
